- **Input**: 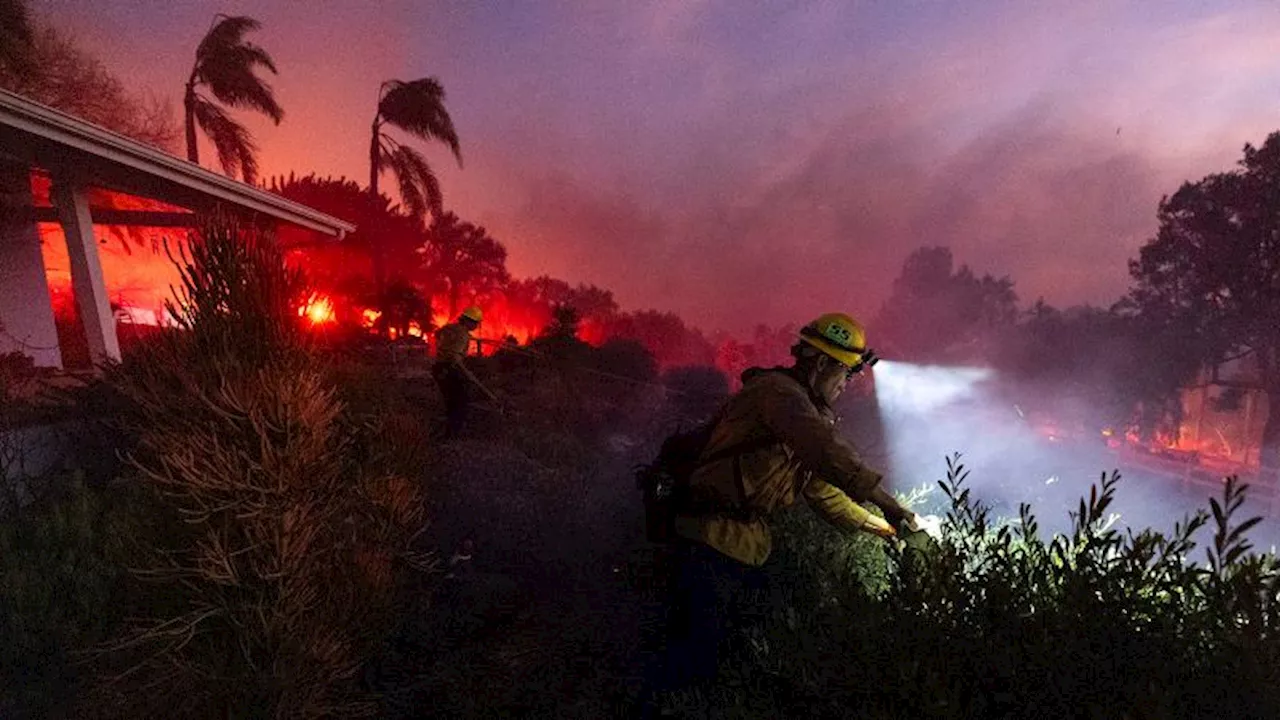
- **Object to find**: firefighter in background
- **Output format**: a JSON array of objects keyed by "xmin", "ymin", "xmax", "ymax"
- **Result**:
[
  {"xmin": 640, "ymin": 312, "xmax": 940, "ymax": 714},
  {"xmin": 432, "ymin": 305, "xmax": 495, "ymax": 439}
]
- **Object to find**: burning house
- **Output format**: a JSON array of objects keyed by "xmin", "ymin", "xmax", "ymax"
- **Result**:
[
  {"xmin": 1177, "ymin": 353, "xmax": 1271, "ymax": 469},
  {"xmin": 0, "ymin": 88, "xmax": 353, "ymax": 373}
]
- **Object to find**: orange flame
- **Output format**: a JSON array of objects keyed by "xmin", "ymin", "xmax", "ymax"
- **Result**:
[{"xmin": 300, "ymin": 294, "xmax": 336, "ymax": 325}]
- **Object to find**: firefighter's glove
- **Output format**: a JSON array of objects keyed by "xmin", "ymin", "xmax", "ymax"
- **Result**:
[{"xmin": 860, "ymin": 514, "xmax": 897, "ymax": 540}]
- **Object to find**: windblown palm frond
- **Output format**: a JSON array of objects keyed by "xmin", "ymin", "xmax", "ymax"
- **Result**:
[
  {"xmin": 194, "ymin": 15, "xmax": 258, "ymax": 58},
  {"xmin": 192, "ymin": 98, "xmax": 259, "ymax": 183},
  {"xmin": 196, "ymin": 44, "xmax": 281, "ymax": 120},
  {"xmin": 185, "ymin": 14, "xmax": 281, "ymax": 178},
  {"xmin": 385, "ymin": 143, "xmax": 442, "ymax": 220},
  {"xmin": 377, "ymin": 79, "xmax": 462, "ymax": 164}
]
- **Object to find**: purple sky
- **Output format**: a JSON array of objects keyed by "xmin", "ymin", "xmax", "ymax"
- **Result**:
[{"xmin": 38, "ymin": 0, "xmax": 1280, "ymax": 333}]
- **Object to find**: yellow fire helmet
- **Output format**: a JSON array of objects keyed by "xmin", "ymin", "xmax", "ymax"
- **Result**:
[
  {"xmin": 798, "ymin": 312, "xmax": 870, "ymax": 368},
  {"xmin": 461, "ymin": 305, "xmax": 483, "ymax": 323}
]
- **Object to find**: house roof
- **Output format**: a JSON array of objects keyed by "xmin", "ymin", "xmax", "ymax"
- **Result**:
[{"xmin": 0, "ymin": 89, "xmax": 354, "ymax": 237}]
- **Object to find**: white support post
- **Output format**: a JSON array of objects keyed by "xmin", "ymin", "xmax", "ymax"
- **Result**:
[
  {"xmin": 52, "ymin": 176, "xmax": 119, "ymax": 365},
  {"xmin": 0, "ymin": 161, "xmax": 63, "ymax": 368}
]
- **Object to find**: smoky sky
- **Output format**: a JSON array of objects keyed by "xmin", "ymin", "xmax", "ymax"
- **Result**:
[{"xmin": 41, "ymin": 0, "xmax": 1280, "ymax": 334}]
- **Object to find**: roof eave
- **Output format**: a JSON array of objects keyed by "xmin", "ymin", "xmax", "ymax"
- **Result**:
[{"xmin": 0, "ymin": 89, "xmax": 355, "ymax": 238}]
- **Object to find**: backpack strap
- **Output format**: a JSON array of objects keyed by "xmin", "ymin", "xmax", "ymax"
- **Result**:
[
  {"xmin": 690, "ymin": 427, "xmax": 781, "ymax": 522},
  {"xmin": 690, "ymin": 367, "xmax": 825, "ymax": 520},
  {"xmin": 690, "ymin": 375, "xmax": 790, "ymax": 472}
]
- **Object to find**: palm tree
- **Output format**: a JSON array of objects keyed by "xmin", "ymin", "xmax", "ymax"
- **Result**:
[
  {"xmin": 369, "ymin": 78, "xmax": 462, "ymax": 221},
  {"xmin": 367, "ymin": 78, "xmax": 462, "ymax": 324},
  {"xmin": 184, "ymin": 15, "xmax": 283, "ymax": 183}
]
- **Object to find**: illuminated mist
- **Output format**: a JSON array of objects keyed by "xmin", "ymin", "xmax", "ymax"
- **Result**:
[{"xmin": 872, "ymin": 360, "xmax": 1280, "ymax": 548}]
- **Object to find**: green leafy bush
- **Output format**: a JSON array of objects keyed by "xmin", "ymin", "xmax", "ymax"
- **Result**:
[{"xmin": 680, "ymin": 457, "xmax": 1280, "ymax": 719}]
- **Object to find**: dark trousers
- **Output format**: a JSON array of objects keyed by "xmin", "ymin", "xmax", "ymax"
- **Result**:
[
  {"xmin": 432, "ymin": 364, "xmax": 470, "ymax": 438},
  {"xmin": 639, "ymin": 540, "xmax": 765, "ymax": 712}
]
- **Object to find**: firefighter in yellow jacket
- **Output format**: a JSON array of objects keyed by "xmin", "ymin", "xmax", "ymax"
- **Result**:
[
  {"xmin": 642, "ymin": 312, "xmax": 933, "ymax": 711},
  {"xmin": 432, "ymin": 306, "xmax": 486, "ymax": 438}
]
